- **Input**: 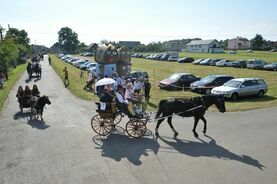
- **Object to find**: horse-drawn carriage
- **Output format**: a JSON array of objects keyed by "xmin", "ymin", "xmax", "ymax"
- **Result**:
[
  {"xmin": 27, "ymin": 62, "xmax": 41, "ymax": 79},
  {"xmin": 17, "ymin": 96, "xmax": 37, "ymax": 113},
  {"xmin": 91, "ymin": 101, "xmax": 150, "ymax": 138}
]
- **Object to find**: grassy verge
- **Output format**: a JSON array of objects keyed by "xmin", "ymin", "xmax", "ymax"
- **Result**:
[
  {"xmin": 0, "ymin": 63, "xmax": 27, "ymax": 110},
  {"xmin": 52, "ymin": 54, "xmax": 277, "ymax": 112},
  {"xmin": 50, "ymin": 54, "xmax": 98, "ymax": 101}
]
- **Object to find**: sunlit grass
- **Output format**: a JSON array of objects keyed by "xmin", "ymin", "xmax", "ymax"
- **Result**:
[
  {"xmin": 51, "ymin": 54, "xmax": 277, "ymax": 112},
  {"xmin": 0, "ymin": 63, "xmax": 27, "ymax": 110}
]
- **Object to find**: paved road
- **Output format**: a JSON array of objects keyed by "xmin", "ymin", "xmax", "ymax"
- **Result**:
[{"xmin": 1, "ymin": 56, "xmax": 277, "ymax": 184}]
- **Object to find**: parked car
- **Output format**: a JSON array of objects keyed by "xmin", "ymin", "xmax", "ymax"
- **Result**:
[
  {"xmin": 216, "ymin": 60, "xmax": 232, "ymax": 67},
  {"xmin": 190, "ymin": 75, "xmax": 234, "ymax": 94},
  {"xmin": 229, "ymin": 51, "xmax": 237, "ymax": 54},
  {"xmin": 270, "ymin": 49, "xmax": 277, "ymax": 52},
  {"xmin": 232, "ymin": 60, "xmax": 247, "ymax": 68},
  {"xmin": 160, "ymin": 54, "xmax": 170, "ymax": 61},
  {"xmin": 247, "ymin": 59, "xmax": 267, "ymax": 69},
  {"xmin": 168, "ymin": 56, "xmax": 179, "ymax": 62},
  {"xmin": 264, "ymin": 62, "xmax": 277, "ymax": 71},
  {"xmin": 192, "ymin": 58, "xmax": 204, "ymax": 65},
  {"xmin": 178, "ymin": 57, "xmax": 194, "ymax": 63},
  {"xmin": 246, "ymin": 49, "xmax": 253, "ymax": 53},
  {"xmin": 80, "ymin": 62, "xmax": 93, "ymax": 70},
  {"xmin": 125, "ymin": 71, "xmax": 149, "ymax": 82},
  {"xmin": 76, "ymin": 61, "xmax": 89, "ymax": 68},
  {"xmin": 209, "ymin": 59, "xmax": 222, "ymax": 66},
  {"xmin": 199, "ymin": 58, "xmax": 213, "ymax": 65},
  {"xmin": 86, "ymin": 62, "xmax": 98, "ymax": 70},
  {"xmin": 211, "ymin": 78, "xmax": 268, "ymax": 101},
  {"xmin": 159, "ymin": 73, "xmax": 200, "ymax": 90}
]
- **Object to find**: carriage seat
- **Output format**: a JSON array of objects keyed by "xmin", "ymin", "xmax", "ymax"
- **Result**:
[{"xmin": 95, "ymin": 102, "xmax": 116, "ymax": 113}]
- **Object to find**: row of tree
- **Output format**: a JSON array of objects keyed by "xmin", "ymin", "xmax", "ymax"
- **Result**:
[{"xmin": 0, "ymin": 25, "xmax": 30, "ymax": 79}]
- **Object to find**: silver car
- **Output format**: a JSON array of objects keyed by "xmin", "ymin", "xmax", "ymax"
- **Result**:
[{"xmin": 211, "ymin": 78, "xmax": 268, "ymax": 101}]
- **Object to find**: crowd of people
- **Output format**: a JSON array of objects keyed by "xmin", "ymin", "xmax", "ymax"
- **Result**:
[{"xmin": 97, "ymin": 72, "xmax": 152, "ymax": 118}]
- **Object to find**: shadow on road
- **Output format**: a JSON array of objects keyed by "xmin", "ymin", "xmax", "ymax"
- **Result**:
[
  {"xmin": 159, "ymin": 135, "xmax": 264, "ymax": 170},
  {"xmin": 94, "ymin": 133, "xmax": 160, "ymax": 166},
  {"xmin": 13, "ymin": 111, "xmax": 50, "ymax": 130},
  {"xmin": 27, "ymin": 118, "xmax": 49, "ymax": 130}
]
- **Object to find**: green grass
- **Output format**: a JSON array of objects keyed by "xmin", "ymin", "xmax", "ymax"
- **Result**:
[
  {"xmin": 0, "ymin": 63, "xmax": 27, "ymax": 110},
  {"xmin": 50, "ymin": 55, "xmax": 98, "ymax": 101},
  {"xmin": 52, "ymin": 53, "xmax": 277, "ymax": 112}
]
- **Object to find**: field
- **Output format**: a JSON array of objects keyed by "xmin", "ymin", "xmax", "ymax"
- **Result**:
[
  {"xmin": 51, "ymin": 51, "xmax": 277, "ymax": 112},
  {"xmin": 0, "ymin": 63, "xmax": 28, "ymax": 110}
]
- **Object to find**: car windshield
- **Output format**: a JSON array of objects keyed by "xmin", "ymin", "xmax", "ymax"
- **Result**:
[
  {"xmin": 200, "ymin": 75, "xmax": 216, "ymax": 83},
  {"xmin": 223, "ymin": 80, "xmax": 242, "ymax": 88},
  {"xmin": 168, "ymin": 74, "xmax": 181, "ymax": 80}
]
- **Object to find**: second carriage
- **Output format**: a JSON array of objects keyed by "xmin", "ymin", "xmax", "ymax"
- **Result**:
[{"xmin": 91, "ymin": 102, "xmax": 150, "ymax": 138}]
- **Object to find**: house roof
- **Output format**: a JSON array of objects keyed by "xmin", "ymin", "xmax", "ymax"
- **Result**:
[
  {"xmin": 230, "ymin": 37, "xmax": 249, "ymax": 42},
  {"xmin": 187, "ymin": 39, "xmax": 217, "ymax": 46},
  {"xmin": 86, "ymin": 43, "xmax": 98, "ymax": 50}
]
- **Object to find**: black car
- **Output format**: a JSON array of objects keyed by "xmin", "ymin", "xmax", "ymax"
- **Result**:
[
  {"xmin": 125, "ymin": 71, "xmax": 149, "ymax": 82},
  {"xmin": 159, "ymin": 73, "xmax": 200, "ymax": 90},
  {"xmin": 232, "ymin": 60, "xmax": 247, "ymax": 68},
  {"xmin": 178, "ymin": 57, "xmax": 194, "ymax": 63},
  {"xmin": 190, "ymin": 75, "xmax": 234, "ymax": 94}
]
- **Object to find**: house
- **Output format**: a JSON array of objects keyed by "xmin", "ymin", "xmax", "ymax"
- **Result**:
[
  {"xmin": 163, "ymin": 40, "xmax": 187, "ymax": 51},
  {"xmin": 186, "ymin": 39, "xmax": 224, "ymax": 53},
  {"xmin": 50, "ymin": 42, "xmax": 62, "ymax": 53},
  {"xmin": 228, "ymin": 37, "xmax": 250, "ymax": 50},
  {"xmin": 118, "ymin": 41, "xmax": 141, "ymax": 50},
  {"xmin": 86, "ymin": 43, "xmax": 98, "ymax": 53}
]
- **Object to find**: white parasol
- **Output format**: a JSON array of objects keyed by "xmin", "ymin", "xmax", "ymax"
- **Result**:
[{"xmin": 95, "ymin": 78, "xmax": 116, "ymax": 87}]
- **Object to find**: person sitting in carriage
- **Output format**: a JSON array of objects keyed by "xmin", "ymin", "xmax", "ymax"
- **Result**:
[
  {"xmin": 115, "ymin": 85, "xmax": 139, "ymax": 118},
  {"xmin": 23, "ymin": 85, "xmax": 32, "ymax": 100},
  {"xmin": 99, "ymin": 86, "xmax": 114, "ymax": 112},
  {"xmin": 125, "ymin": 83, "xmax": 145, "ymax": 113},
  {"xmin": 32, "ymin": 84, "xmax": 40, "ymax": 97},
  {"xmin": 16, "ymin": 86, "xmax": 24, "ymax": 98}
]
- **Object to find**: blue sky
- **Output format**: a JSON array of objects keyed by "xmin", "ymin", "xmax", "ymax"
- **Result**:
[{"xmin": 1, "ymin": 0, "xmax": 276, "ymax": 47}]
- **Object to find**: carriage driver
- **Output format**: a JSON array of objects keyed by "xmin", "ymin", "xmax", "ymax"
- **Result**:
[{"xmin": 115, "ymin": 85, "xmax": 138, "ymax": 117}]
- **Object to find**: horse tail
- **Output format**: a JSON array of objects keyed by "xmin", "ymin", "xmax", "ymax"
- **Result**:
[{"xmin": 155, "ymin": 100, "xmax": 166, "ymax": 119}]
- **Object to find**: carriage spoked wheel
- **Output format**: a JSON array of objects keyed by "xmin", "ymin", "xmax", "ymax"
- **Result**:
[
  {"xmin": 125, "ymin": 119, "xmax": 147, "ymax": 138},
  {"xmin": 113, "ymin": 112, "xmax": 123, "ymax": 125},
  {"xmin": 91, "ymin": 114, "xmax": 114, "ymax": 136}
]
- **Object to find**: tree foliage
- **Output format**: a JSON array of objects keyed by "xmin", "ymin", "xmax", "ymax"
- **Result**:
[
  {"xmin": 0, "ymin": 25, "xmax": 30, "ymax": 79},
  {"xmin": 133, "ymin": 42, "xmax": 165, "ymax": 52},
  {"xmin": 250, "ymin": 34, "xmax": 265, "ymax": 50},
  {"xmin": 58, "ymin": 27, "xmax": 79, "ymax": 53}
]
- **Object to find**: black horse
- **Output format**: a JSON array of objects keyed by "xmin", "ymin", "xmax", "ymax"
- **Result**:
[
  {"xmin": 27, "ymin": 62, "xmax": 41, "ymax": 79},
  {"xmin": 155, "ymin": 95, "xmax": 226, "ymax": 138},
  {"xmin": 33, "ymin": 96, "xmax": 51, "ymax": 121}
]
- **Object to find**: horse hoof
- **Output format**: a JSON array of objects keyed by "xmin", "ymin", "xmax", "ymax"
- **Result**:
[
  {"xmin": 155, "ymin": 131, "xmax": 159, "ymax": 137},
  {"xmin": 193, "ymin": 132, "xmax": 199, "ymax": 138},
  {"xmin": 174, "ymin": 132, "xmax": 179, "ymax": 137},
  {"xmin": 203, "ymin": 130, "xmax": 206, "ymax": 134}
]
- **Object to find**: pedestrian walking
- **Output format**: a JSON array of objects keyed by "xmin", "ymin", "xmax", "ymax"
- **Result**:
[
  {"xmin": 63, "ymin": 67, "xmax": 69, "ymax": 86},
  {"xmin": 144, "ymin": 78, "xmax": 151, "ymax": 102},
  {"xmin": 48, "ymin": 56, "xmax": 51, "ymax": 65}
]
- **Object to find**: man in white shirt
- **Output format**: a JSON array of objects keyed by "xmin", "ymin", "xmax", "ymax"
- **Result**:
[
  {"xmin": 116, "ymin": 85, "xmax": 136, "ymax": 117},
  {"xmin": 133, "ymin": 78, "xmax": 142, "ymax": 94}
]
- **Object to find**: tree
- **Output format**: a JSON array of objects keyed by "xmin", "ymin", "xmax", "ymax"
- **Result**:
[
  {"xmin": 5, "ymin": 28, "xmax": 30, "ymax": 46},
  {"xmin": 251, "ymin": 34, "xmax": 265, "ymax": 50},
  {"xmin": 76, "ymin": 42, "xmax": 87, "ymax": 53},
  {"xmin": 58, "ymin": 27, "xmax": 79, "ymax": 53}
]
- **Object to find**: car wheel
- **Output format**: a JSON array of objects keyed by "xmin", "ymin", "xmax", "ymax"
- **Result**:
[
  {"xmin": 257, "ymin": 90, "xmax": 264, "ymax": 98},
  {"xmin": 231, "ymin": 93, "xmax": 238, "ymax": 101}
]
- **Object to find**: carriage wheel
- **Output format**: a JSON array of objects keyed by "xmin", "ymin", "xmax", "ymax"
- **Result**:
[
  {"xmin": 91, "ymin": 114, "xmax": 113, "ymax": 136},
  {"xmin": 113, "ymin": 112, "xmax": 123, "ymax": 125},
  {"xmin": 125, "ymin": 119, "xmax": 147, "ymax": 138}
]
